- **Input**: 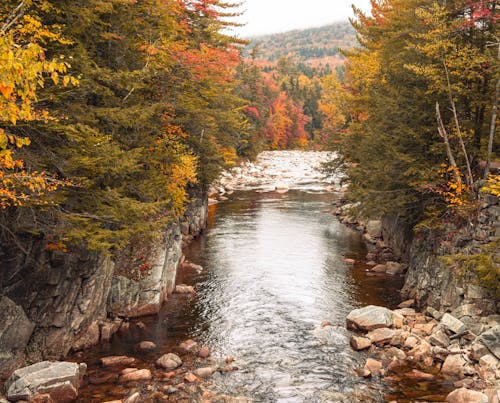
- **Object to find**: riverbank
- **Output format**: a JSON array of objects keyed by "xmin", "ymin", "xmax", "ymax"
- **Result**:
[{"xmin": 335, "ymin": 193, "xmax": 500, "ymax": 401}]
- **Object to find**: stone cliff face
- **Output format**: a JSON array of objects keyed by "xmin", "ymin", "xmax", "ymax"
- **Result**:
[
  {"xmin": 381, "ymin": 194, "xmax": 499, "ymax": 314},
  {"xmin": 0, "ymin": 244, "xmax": 114, "ymax": 378},
  {"xmin": 0, "ymin": 196, "xmax": 208, "ymax": 380},
  {"xmin": 108, "ymin": 222, "xmax": 183, "ymax": 318}
]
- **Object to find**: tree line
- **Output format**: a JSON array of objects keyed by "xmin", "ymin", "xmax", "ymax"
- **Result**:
[{"xmin": 320, "ymin": 0, "xmax": 499, "ymax": 227}]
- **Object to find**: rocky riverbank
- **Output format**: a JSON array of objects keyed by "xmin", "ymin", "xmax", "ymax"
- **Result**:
[
  {"xmin": 334, "ymin": 191, "xmax": 499, "ymax": 400},
  {"xmin": 343, "ymin": 304, "xmax": 499, "ymax": 402},
  {"xmin": 0, "ymin": 195, "xmax": 208, "ymax": 389},
  {"xmin": 1, "ymin": 336, "xmax": 248, "ymax": 403}
]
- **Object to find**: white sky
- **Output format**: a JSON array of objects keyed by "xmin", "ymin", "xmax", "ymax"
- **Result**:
[{"xmin": 229, "ymin": 0, "xmax": 373, "ymax": 38}]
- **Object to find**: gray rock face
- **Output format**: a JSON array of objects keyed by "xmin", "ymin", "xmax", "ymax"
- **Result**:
[
  {"xmin": 346, "ymin": 305, "xmax": 396, "ymax": 331},
  {"xmin": 0, "ymin": 297, "xmax": 35, "ymax": 378},
  {"xmin": 6, "ymin": 361, "xmax": 86, "ymax": 402},
  {"xmin": 478, "ymin": 326, "xmax": 500, "ymax": 359},
  {"xmin": 400, "ymin": 195, "xmax": 499, "ymax": 313},
  {"xmin": 0, "ymin": 241, "xmax": 114, "ymax": 375},
  {"xmin": 108, "ymin": 223, "xmax": 183, "ymax": 318},
  {"xmin": 108, "ymin": 196, "xmax": 207, "ymax": 318}
]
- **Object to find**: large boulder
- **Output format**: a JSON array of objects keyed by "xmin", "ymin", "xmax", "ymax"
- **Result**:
[
  {"xmin": 346, "ymin": 305, "xmax": 401, "ymax": 331},
  {"xmin": 478, "ymin": 325, "xmax": 500, "ymax": 360},
  {"xmin": 6, "ymin": 361, "xmax": 86, "ymax": 402}
]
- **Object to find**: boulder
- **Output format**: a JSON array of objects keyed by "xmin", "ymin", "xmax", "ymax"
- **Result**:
[
  {"xmin": 156, "ymin": 353, "xmax": 182, "ymax": 370},
  {"xmin": 441, "ymin": 354, "xmax": 468, "ymax": 377},
  {"xmin": 365, "ymin": 220, "xmax": 382, "ymax": 239},
  {"xmin": 6, "ymin": 361, "xmax": 86, "ymax": 402},
  {"xmin": 478, "ymin": 326, "xmax": 500, "ymax": 359},
  {"xmin": 174, "ymin": 285, "xmax": 196, "ymax": 295},
  {"xmin": 398, "ymin": 299, "xmax": 415, "ymax": 309},
  {"xmin": 198, "ymin": 346, "xmax": 211, "ymax": 358},
  {"xmin": 386, "ymin": 262, "xmax": 404, "ymax": 275},
  {"xmin": 366, "ymin": 328, "xmax": 395, "ymax": 345},
  {"xmin": 441, "ymin": 313, "xmax": 467, "ymax": 334},
  {"xmin": 179, "ymin": 339, "xmax": 198, "ymax": 353},
  {"xmin": 184, "ymin": 372, "xmax": 198, "ymax": 383},
  {"xmin": 479, "ymin": 354, "xmax": 499, "ymax": 369},
  {"xmin": 445, "ymin": 388, "xmax": 488, "ymax": 403},
  {"xmin": 426, "ymin": 306, "xmax": 443, "ymax": 320},
  {"xmin": 429, "ymin": 329, "xmax": 450, "ymax": 348},
  {"xmin": 363, "ymin": 358, "xmax": 382, "ymax": 377},
  {"xmin": 470, "ymin": 342, "xmax": 490, "ymax": 361},
  {"xmin": 346, "ymin": 305, "xmax": 399, "ymax": 331},
  {"xmin": 350, "ymin": 336, "xmax": 371, "ymax": 351}
]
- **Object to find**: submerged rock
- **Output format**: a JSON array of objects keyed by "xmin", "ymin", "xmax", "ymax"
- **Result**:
[
  {"xmin": 100, "ymin": 356, "xmax": 136, "ymax": 367},
  {"xmin": 156, "ymin": 353, "xmax": 182, "ymax": 370}
]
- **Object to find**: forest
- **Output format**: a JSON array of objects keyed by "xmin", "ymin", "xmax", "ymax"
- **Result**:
[{"xmin": 0, "ymin": 0, "xmax": 498, "ymax": 269}]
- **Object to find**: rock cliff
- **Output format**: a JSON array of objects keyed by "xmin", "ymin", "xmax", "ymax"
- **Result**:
[{"xmin": 0, "ymin": 196, "xmax": 207, "ymax": 380}]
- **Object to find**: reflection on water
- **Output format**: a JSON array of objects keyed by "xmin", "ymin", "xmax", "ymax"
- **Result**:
[
  {"xmin": 171, "ymin": 190, "xmax": 402, "ymax": 401},
  {"xmin": 76, "ymin": 189, "xmax": 405, "ymax": 402}
]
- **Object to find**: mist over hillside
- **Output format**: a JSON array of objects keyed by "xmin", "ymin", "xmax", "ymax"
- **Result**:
[{"xmin": 246, "ymin": 22, "xmax": 358, "ymax": 65}]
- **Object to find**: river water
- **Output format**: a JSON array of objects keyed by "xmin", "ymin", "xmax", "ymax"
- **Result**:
[{"xmin": 77, "ymin": 152, "xmax": 410, "ymax": 402}]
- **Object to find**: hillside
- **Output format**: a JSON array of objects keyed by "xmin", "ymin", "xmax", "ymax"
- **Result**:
[{"xmin": 247, "ymin": 22, "xmax": 358, "ymax": 65}]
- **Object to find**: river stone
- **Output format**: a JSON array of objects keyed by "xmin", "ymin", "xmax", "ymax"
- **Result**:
[
  {"xmin": 346, "ymin": 305, "xmax": 398, "ymax": 331},
  {"xmin": 441, "ymin": 354, "xmax": 468, "ymax": 377},
  {"xmin": 6, "ymin": 361, "xmax": 86, "ymax": 402},
  {"xmin": 366, "ymin": 327, "xmax": 395, "ymax": 345},
  {"xmin": 477, "ymin": 325, "xmax": 500, "ymax": 359},
  {"xmin": 350, "ymin": 336, "xmax": 371, "ymax": 351},
  {"xmin": 441, "ymin": 313, "xmax": 467, "ymax": 334},
  {"xmin": 445, "ymin": 388, "xmax": 488, "ymax": 403},
  {"xmin": 156, "ymin": 353, "xmax": 182, "ymax": 370}
]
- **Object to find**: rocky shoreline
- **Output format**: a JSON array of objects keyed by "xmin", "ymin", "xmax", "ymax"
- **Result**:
[
  {"xmin": 334, "ymin": 194, "xmax": 500, "ymax": 401},
  {"xmin": 2, "ymin": 335, "xmax": 248, "ymax": 403},
  {"xmin": 342, "ymin": 303, "xmax": 499, "ymax": 402}
]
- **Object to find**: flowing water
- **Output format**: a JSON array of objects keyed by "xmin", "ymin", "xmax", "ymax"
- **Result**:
[{"xmin": 76, "ymin": 152, "xmax": 453, "ymax": 402}]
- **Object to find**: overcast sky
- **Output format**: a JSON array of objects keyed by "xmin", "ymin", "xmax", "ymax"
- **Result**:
[{"xmin": 229, "ymin": 0, "xmax": 373, "ymax": 38}]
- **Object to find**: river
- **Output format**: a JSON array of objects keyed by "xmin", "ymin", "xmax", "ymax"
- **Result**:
[{"xmin": 76, "ymin": 152, "xmax": 411, "ymax": 402}]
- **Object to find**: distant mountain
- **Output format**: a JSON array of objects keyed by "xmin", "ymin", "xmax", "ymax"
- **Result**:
[{"xmin": 247, "ymin": 22, "xmax": 358, "ymax": 66}]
